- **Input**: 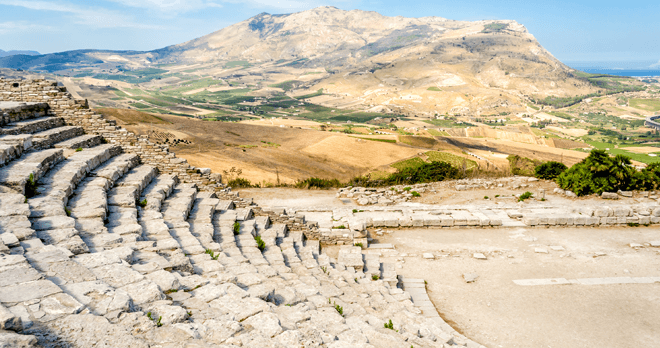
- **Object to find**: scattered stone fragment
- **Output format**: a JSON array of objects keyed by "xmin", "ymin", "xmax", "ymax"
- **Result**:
[
  {"xmin": 549, "ymin": 246, "xmax": 565, "ymax": 251},
  {"xmin": 463, "ymin": 273, "xmax": 479, "ymax": 283},
  {"xmin": 534, "ymin": 248, "xmax": 549, "ymax": 254},
  {"xmin": 650, "ymin": 241, "xmax": 660, "ymax": 247},
  {"xmin": 473, "ymin": 253, "xmax": 487, "ymax": 260},
  {"xmin": 629, "ymin": 243, "xmax": 643, "ymax": 248},
  {"xmin": 422, "ymin": 253, "xmax": 434, "ymax": 260}
]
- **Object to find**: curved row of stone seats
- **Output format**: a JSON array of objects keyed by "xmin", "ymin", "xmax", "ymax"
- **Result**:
[
  {"xmin": 219, "ymin": 202, "xmax": 461, "ymax": 346},
  {"xmin": 0, "ymin": 117, "xmax": 468, "ymax": 347},
  {"xmin": 164, "ymin": 192, "xmax": 462, "ymax": 346},
  {"xmin": 28, "ymin": 144, "xmax": 123, "ymax": 255},
  {"xmin": 67, "ymin": 154, "xmax": 140, "ymax": 252},
  {"xmin": 0, "ymin": 114, "xmax": 65, "ymax": 136},
  {"xmin": 0, "ymin": 148, "xmax": 63, "ymax": 195}
]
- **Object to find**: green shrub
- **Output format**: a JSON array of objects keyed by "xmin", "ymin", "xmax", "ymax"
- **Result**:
[
  {"xmin": 484, "ymin": 196, "xmax": 489, "ymax": 199},
  {"xmin": 354, "ymin": 243, "xmax": 364, "ymax": 248},
  {"xmin": 352, "ymin": 209, "xmax": 358, "ymax": 213},
  {"xmin": 65, "ymin": 207, "xmax": 71, "ymax": 217},
  {"xmin": 25, "ymin": 173, "xmax": 38, "ymax": 198},
  {"xmin": 556, "ymin": 150, "xmax": 635, "ymax": 196},
  {"xmin": 254, "ymin": 235, "xmax": 266, "ymax": 251},
  {"xmin": 332, "ymin": 225, "xmax": 346, "ymax": 229},
  {"xmin": 535, "ymin": 161, "xmax": 568, "ymax": 180},
  {"xmin": 411, "ymin": 191, "xmax": 421, "ymax": 197},
  {"xmin": 518, "ymin": 191, "xmax": 533, "ymax": 202},
  {"xmin": 137, "ymin": 199, "xmax": 148, "ymax": 208},
  {"xmin": 630, "ymin": 163, "xmax": 660, "ymax": 191},
  {"xmin": 75, "ymin": 147, "xmax": 83, "ymax": 152},
  {"xmin": 384, "ymin": 319, "xmax": 396, "ymax": 330},
  {"xmin": 371, "ymin": 274, "xmax": 380, "ymax": 281},
  {"xmin": 508, "ymin": 155, "xmax": 541, "ymax": 176},
  {"xmin": 228, "ymin": 178, "xmax": 252, "ymax": 188},
  {"xmin": 233, "ymin": 222, "xmax": 241, "ymax": 235},
  {"xmin": 403, "ymin": 187, "xmax": 412, "ymax": 191},
  {"xmin": 295, "ymin": 177, "xmax": 342, "ymax": 189},
  {"xmin": 384, "ymin": 161, "xmax": 460, "ymax": 185}
]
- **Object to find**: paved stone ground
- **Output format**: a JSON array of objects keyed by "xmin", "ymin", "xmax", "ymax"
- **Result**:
[{"xmin": 377, "ymin": 226, "xmax": 660, "ymax": 348}]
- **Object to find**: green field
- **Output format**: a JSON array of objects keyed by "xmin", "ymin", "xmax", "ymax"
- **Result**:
[
  {"xmin": 586, "ymin": 141, "xmax": 660, "ymax": 164},
  {"xmin": 427, "ymin": 129, "xmax": 450, "ymax": 136},
  {"xmin": 629, "ymin": 98, "xmax": 660, "ymax": 112},
  {"xmin": 427, "ymin": 87, "xmax": 442, "ymax": 92},
  {"xmin": 391, "ymin": 151, "xmax": 477, "ymax": 171},
  {"xmin": 426, "ymin": 151, "xmax": 477, "ymax": 169},
  {"xmin": 424, "ymin": 119, "xmax": 476, "ymax": 128}
]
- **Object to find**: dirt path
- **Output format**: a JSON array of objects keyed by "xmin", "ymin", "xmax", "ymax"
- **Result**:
[{"xmin": 378, "ymin": 227, "xmax": 660, "ymax": 348}]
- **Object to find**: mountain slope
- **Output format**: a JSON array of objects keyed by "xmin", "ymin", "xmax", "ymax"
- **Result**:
[
  {"xmin": 0, "ymin": 49, "xmax": 40, "ymax": 58},
  {"xmin": 0, "ymin": 6, "xmax": 596, "ymax": 115}
]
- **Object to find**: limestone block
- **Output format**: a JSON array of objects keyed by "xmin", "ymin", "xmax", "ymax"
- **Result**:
[
  {"xmin": 146, "ymin": 270, "xmax": 180, "ymax": 292},
  {"xmin": 574, "ymin": 216, "xmax": 586, "ymax": 225},
  {"xmin": 601, "ymin": 192, "xmax": 618, "ymax": 200},
  {"xmin": 32, "ymin": 216, "xmax": 75, "ymax": 231},
  {"xmin": 0, "ymin": 331, "xmax": 38, "ymax": 348},
  {"xmin": 423, "ymin": 216, "xmax": 442, "ymax": 226},
  {"xmin": 617, "ymin": 217, "xmax": 627, "ymax": 224},
  {"xmin": 0, "ymin": 280, "xmax": 62, "ymax": 304},
  {"xmin": 652, "ymin": 207, "xmax": 660, "ymax": 217},
  {"xmin": 639, "ymin": 216, "xmax": 651, "ymax": 225},
  {"xmin": 397, "ymin": 216, "xmax": 413, "ymax": 227},
  {"xmin": 614, "ymin": 207, "xmax": 632, "ymax": 217},
  {"xmin": 626, "ymin": 216, "xmax": 639, "ymax": 224},
  {"xmin": 410, "ymin": 215, "xmax": 425, "ymax": 227},
  {"xmin": 523, "ymin": 217, "xmax": 538, "ymax": 226},
  {"xmin": 119, "ymin": 280, "xmax": 164, "ymax": 305},
  {"xmin": 243, "ymin": 312, "xmax": 283, "ymax": 338},
  {"xmin": 617, "ymin": 190, "xmax": 633, "ymax": 198},
  {"xmin": 594, "ymin": 207, "xmax": 613, "ymax": 217},
  {"xmin": 0, "ymin": 303, "xmax": 21, "ymax": 331},
  {"xmin": 147, "ymin": 304, "xmax": 189, "ymax": 325},
  {"xmin": 490, "ymin": 219, "xmax": 503, "ymax": 226}
]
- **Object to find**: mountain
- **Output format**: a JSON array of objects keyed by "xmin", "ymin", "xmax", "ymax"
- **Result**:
[
  {"xmin": 0, "ymin": 6, "xmax": 597, "ymax": 115},
  {"xmin": 0, "ymin": 49, "xmax": 40, "ymax": 58}
]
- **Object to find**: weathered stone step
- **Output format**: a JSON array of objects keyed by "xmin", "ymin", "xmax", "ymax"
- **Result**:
[
  {"xmin": 31, "ymin": 126, "xmax": 85, "ymax": 150},
  {"xmin": 0, "ymin": 148, "xmax": 64, "ymax": 194},
  {"xmin": 0, "ymin": 116, "xmax": 65, "ymax": 136},
  {"xmin": 53, "ymin": 134, "xmax": 103, "ymax": 150}
]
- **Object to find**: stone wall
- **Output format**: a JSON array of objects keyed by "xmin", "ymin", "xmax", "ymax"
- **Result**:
[{"xmin": 0, "ymin": 78, "xmax": 221, "ymax": 190}]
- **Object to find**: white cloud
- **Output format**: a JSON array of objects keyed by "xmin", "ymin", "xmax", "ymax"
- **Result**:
[
  {"xmin": 106, "ymin": 0, "xmax": 222, "ymax": 12},
  {"xmin": 0, "ymin": 21, "xmax": 57, "ymax": 35},
  {"xmin": 651, "ymin": 60, "xmax": 660, "ymax": 68},
  {"xmin": 0, "ymin": 0, "xmax": 164, "ymax": 29}
]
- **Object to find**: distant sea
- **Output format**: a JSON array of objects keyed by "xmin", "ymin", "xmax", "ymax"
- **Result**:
[{"xmin": 581, "ymin": 69, "xmax": 660, "ymax": 77}]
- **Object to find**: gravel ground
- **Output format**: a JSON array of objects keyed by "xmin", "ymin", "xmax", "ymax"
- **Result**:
[{"xmin": 378, "ymin": 226, "xmax": 660, "ymax": 348}]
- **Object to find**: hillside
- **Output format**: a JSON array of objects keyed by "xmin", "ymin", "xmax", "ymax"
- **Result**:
[{"xmin": 0, "ymin": 7, "xmax": 602, "ymax": 116}]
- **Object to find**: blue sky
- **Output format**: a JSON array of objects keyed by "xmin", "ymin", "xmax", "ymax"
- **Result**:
[{"xmin": 0, "ymin": 0, "xmax": 658, "ymax": 68}]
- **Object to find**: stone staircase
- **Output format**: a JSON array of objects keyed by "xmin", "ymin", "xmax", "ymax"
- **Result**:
[{"xmin": 0, "ymin": 103, "xmax": 472, "ymax": 347}]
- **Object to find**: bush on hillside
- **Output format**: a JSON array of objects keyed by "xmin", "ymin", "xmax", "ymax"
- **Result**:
[
  {"xmin": 507, "ymin": 155, "xmax": 542, "ymax": 176},
  {"xmin": 630, "ymin": 163, "xmax": 660, "ymax": 191},
  {"xmin": 228, "ymin": 178, "xmax": 252, "ymax": 188},
  {"xmin": 534, "ymin": 161, "xmax": 568, "ymax": 180},
  {"xmin": 556, "ymin": 150, "xmax": 636, "ymax": 196},
  {"xmin": 295, "ymin": 177, "xmax": 342, "ymax": 189},
  {"xmin": 384, "ymin": 161, "xmax": 461, "ymax": 185}
]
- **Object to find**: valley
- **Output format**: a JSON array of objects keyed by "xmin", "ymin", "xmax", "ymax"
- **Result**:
[{"xmin": 1, "ymin": 6, "xmax": 659, "ymax": 185}]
